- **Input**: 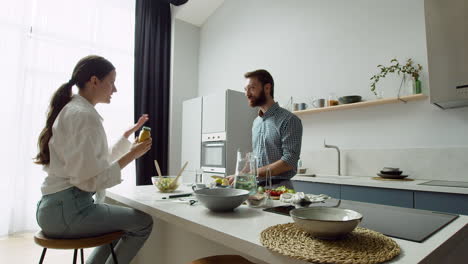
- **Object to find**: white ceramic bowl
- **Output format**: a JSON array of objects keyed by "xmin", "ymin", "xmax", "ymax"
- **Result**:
[
  {"xmin": 194, "ymin": 188, "xmax": 249, "ymax": 212},
  {"xmin": 382, "ymin": 167, "xmax": 400, "ymax": 172},
  {"xmin": 151, "ymin": 176, "xmax": 180, "ymax": 193},
  {"xmin": 290, "ymin": 207, "xmax": 363, "ymax": 239}
]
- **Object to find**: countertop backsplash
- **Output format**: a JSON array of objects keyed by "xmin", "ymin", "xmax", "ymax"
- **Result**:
[{"xmin": 300, "ymin": 147, "xmax": 468, "ymax": 181}]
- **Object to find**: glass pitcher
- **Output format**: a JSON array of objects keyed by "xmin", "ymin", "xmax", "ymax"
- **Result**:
[{"xmin": 233, "ymin": 151, "xmax": 258, "ymax": 195}]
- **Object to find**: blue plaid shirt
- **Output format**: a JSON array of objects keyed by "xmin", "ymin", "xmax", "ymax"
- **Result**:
[{"xmin": 252, "ymin": 102, "xmax": 303, "ymax": 181}]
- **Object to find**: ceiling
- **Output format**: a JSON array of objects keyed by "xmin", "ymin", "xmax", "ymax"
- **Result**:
[{"xmin": 173, "ymin": 0, "xmax": 225, "ymax": 27}]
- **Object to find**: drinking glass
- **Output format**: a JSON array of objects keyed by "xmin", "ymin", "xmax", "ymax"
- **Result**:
[{"xmin": 195, "ymin": 169, "xmax": 203, "ymax": 184}]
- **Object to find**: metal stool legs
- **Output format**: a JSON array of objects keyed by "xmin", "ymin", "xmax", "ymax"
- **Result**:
[
  {"xmin": 37, "ymin": 243, "xmax": 118, "ymax": 264},
  {"xmin": 72, "ymin": 249, "xmax": 86, "ymax": 264},
  {"xmin": 39, "ymin": 248, "xmax": 47, "ymax": 264},
  {"xmin": 110, "ymin": 243, "xmax": 118, "ymax": 264}
]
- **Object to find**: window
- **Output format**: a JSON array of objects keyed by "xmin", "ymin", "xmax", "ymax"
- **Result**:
[{"xmin": 0, "ymin": 0, "xmax": 136, "ymax": 235}]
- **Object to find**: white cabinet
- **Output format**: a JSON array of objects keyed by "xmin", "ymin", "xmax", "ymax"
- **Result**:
[
  {"xmin": 181, "ymin": 97, "xmax": 202, "ymax": 183},
  {"xmin": 202, "ymin": 92, "xmax": 226, "ymax": 133},
  {"xmin": 425, "ymin": 0, "xmax": 468, "ymax": 108}
]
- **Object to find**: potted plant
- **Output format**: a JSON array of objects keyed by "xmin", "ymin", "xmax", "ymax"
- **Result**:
[{"xmin": 370, "ymin": 58, "xmax": 423, "ymax": 97}]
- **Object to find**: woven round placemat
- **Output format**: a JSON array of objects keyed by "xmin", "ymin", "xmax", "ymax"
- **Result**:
[
  {"xmin": 260, "ymin": 223, "xmax": 400, "ymax": 264},
  {"xmin": 372, "ymin": 177, "xmax": 414, "ymax": 181}
]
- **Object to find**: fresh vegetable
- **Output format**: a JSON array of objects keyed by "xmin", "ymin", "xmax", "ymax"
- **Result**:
[
  {"xmin": 265, "ymin": 186, "xmax": 295, "ymax": 197},
  {"xmin": 214, "ymin": 178, "xmax": 223, "ymax": 185},
  {"xmin": 214, "ymin": 177, "xmax": 229, "ymax": 186},
  {"xmin": 155, "ymin": 178, "xmax": 178, "ymax": 192},
  {"xmin": 221, "ymin": 178, "xmax": 230, "ymax": 186},
  {"xmin": 257, "ymin": 186, "xmax": 265, "ymax": 194}
]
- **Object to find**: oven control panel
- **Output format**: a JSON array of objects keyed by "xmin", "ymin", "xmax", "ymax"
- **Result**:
[{"xmin": 202, "ymin": 132, "xmax": 226, "ymax": 141}]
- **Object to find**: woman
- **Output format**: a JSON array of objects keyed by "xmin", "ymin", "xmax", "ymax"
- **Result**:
[{"xmin": 34, "ymin": 55, "xmax": 154, "ymax": 264}]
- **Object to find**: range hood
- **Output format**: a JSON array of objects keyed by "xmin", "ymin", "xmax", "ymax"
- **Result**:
[{"xmin": 425, "ymin": 0, "xmax": 468, "ymax": 109}]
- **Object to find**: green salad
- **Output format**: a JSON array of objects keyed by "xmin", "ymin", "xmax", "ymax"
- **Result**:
[{"xmin": 155, "ymin": 178, "xmax": 178, "ymax": 192}]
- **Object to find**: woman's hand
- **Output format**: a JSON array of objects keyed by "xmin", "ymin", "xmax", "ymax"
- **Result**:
[
  {"xmin": 118, "ymin": 138, "xmax": 152, "ymax": 169},
  {"xmin": 123, "ymin": 114, "xmax": 149, "ymax": 138},
  {"xmin": 130, "ymin": 137, "xmax": 152, "ymax": 159}
]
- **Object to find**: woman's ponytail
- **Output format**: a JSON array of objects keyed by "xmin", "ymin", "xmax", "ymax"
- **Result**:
[
  {"xmin": 34, "ymin": 55, "xmax": 114, "ymax": 165},
  {"xmin": 34, "ymin": 81, "xmax": 74, "ymax": 165}
]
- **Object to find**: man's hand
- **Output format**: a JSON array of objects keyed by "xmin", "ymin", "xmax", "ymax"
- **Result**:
[
  {"xmin": 123, "ymin": 114, "xmax": 149, "ymax": 138},
  {"xmin": 226, "ymin": 175, "xmax": 236, "ymax": 185}
]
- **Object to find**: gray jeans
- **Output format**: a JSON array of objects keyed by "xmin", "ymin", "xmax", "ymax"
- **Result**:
[{"xmin": 36, "ymin": 187, "xmax": 153, "ymax": 264}]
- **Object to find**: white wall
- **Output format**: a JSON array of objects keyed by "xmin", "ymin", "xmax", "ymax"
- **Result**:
[
  {"xmin": 200, "ymin": 0, "xmax": 430, "ymax": 100},
  {"xmin": 169, "ymin": 18, "xmax": 200, "ymax": 175},
  {"xmin": 198, "ymin": 0, "xmax": 468, "ymax": 179}
]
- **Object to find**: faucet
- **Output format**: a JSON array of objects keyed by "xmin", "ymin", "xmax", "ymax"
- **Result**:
[{"xmin": 324, "ymin": 139, "xmax": 341, "ymax": 176}]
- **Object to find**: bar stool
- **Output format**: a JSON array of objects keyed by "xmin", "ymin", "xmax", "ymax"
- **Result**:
[
  {"xmin": 190, "ymin": 255, "xmax": 255, "ymax": 264},
  {"xmin": 34, "ymin": 230, "xmax": 124, "ymax": 264}
]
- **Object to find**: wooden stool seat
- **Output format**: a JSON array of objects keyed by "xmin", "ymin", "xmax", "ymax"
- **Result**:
[
  {"xmin": 34, "ymin": 231, "xmax": 124, "ymax": 249},
  {"xmin": 190, "ymin": 255, "xmax": 255, "ymax": 264},
  {"xmin": 34, "ymin": 230, "xmax": 124, "ymax": 249},
  {"xmin": 34, "ymin": 230, "xmax": 124, "ymax": 264}
]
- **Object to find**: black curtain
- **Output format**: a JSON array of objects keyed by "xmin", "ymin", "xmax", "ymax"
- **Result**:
[
  {"xmin": 134, "ymin": 1, "xmax": 170, "ymax": 185},
  {"xmin": 134, "ymin": 0, "xmax": 188, "ymax": 185},
  {"xmin": 134, "ymin": 0, "xmax": 189, "ymax": 185}
]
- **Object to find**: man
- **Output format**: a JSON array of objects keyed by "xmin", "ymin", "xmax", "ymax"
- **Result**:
[{"xmin": 241, "ymin": 69, "xmax": 303, "ymax": 189}]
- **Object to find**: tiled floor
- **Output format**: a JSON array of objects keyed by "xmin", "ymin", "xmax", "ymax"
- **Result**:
[{"xmin": 0, "ymin": 232, "xmax": 91, "ymax": 263}]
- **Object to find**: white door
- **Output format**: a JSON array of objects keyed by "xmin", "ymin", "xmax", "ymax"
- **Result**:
[
  {"xmin": 181, "ymin": 97, "xmax": 202, "ymax": 183},
  {"xmin": 202, "ymin": 91, "xmax": 226, "ymax": 133}
]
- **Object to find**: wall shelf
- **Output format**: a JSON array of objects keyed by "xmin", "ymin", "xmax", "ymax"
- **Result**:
[{"xmin": 293, "ymin": 94, "xmax": 428, "ymax": 115}]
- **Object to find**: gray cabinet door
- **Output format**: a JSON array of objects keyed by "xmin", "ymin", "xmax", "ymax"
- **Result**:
[
  {"xmin": 414, "ymin": 191, "xmax": 468, "ymax": 215},
  {"xmin": 341, "ymin": 185, "xmax": 413, "ymax": 208},
  {"xmin": 291, "ymin": 181, "xmax": 340, "ymax": 199}
]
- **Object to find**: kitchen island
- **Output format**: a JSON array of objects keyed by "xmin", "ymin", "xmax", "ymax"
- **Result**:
[{"xmin": 106, "ymin": 184, "xmax": 468, "ymax": 264}]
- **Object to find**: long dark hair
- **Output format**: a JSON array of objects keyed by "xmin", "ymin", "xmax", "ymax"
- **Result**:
[{"xmin": 34, "ymin": 55, "xmax": 115, "ymax": 165}]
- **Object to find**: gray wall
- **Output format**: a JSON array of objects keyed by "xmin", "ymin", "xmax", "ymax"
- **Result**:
[
  {"xmin": 169, "ymin": 19, "xmax": 200, "ymax": 175},
  {"xmin": 197, "ymin": 0, "xmax": 468, "ymax": 179}
]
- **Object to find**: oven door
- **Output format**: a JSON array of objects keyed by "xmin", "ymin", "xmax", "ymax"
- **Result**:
[{"xmin": 201, "ymin": 141, "xmax": 226, "ymax": 173}]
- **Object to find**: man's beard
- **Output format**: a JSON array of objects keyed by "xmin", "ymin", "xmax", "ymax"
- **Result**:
[{"xmin": 249, "ymin": 88, "xmax": 267, "ymax": 107}]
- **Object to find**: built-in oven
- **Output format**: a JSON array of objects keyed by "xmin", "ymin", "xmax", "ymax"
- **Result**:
[{"xmin": 201, "ymin": 132, "xmax": 226, "ymax": 173}]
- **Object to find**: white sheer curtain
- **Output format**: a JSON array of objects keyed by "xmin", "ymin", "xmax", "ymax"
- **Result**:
[{"xmin": 0, "ymin": 0, "xmax": 136, "ymax": 236}]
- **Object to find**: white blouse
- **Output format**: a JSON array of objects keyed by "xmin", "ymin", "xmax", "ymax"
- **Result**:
[{"xmin": 41, "ymin": 94, "xmax": 131, "ymax": 198}]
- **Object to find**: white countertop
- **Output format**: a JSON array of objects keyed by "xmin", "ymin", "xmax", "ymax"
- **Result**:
[
  {"xmin": 292, "ymin": 175, "xmax": 468, "ymax": 195},
  {"xmin": 106, "ymin": 184, "xmax": 468, "ymax": 264}
]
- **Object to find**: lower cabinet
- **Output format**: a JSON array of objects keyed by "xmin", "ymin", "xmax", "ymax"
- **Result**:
[
  {"xmin": 341, "ymin": 185, "xmax": 413, "ymax": 208},
  {"xmin": 292, "ymin": 180, "xmax": 468, "ymax": 215},
  {"xmin": 414, "ymin": 191, "xmax": 468, "ymax": 215},
  {"xmin": 291, "ymin": 181, "xmax": 340, "ymax": 199}
]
